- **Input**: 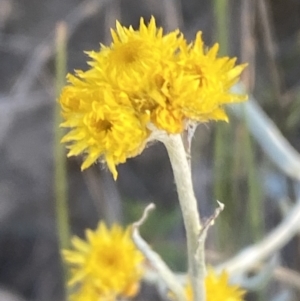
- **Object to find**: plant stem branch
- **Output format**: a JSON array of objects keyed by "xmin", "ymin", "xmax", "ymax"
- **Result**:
[
  {"xmin": 163, "ymin": 134, "xmax": 205, "ymax": 301},
  {"xmin": 132, "ymin": 204, "xmax": 186, "ymax": 301},
  {"xmin": 217, "ymin": 199, "xmax": 300, "ymax": 274},
  {"xmin": 54, "ymin": 22, "xmax": 70, "ymax": 299}
]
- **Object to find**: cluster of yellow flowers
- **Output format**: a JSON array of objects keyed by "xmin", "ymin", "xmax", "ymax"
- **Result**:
[
  {"xmin": 63, "ymin": 223, "xmax": 144, "ymax": 301},
  {"xmin": 59, "ymin": 17, "xmax": 247, "ymax": 179},
  {"xmin": 63, "ymin": 222, "xmax": 245, "ymax": 301}
]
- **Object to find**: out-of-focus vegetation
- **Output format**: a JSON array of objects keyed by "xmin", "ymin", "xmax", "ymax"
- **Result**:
[{"xmin": 0, "ymin": 0, "xmax": 300, "ymax": 300}]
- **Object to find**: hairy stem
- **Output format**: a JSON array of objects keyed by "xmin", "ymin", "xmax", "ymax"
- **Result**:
[{"xmin": 163, "ymin": 134, "xmax": 205, "ymax": 301}]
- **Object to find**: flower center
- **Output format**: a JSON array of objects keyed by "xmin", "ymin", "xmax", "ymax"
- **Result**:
[
  {"xmin": 109, "ymin": 40, "xmax": 147, "ymax": 69},
  {"xmin": 103, "ymin": 252, "xmax": 119, "ymax": 268},
  {"xmin": 90, "ymin": 117, "xmax": 112, "ymax": 133}
]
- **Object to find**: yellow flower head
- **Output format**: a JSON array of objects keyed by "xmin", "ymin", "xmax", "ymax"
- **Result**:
[
  {"xmin": 60, "ymin": 81, "xmax": 148, "ymax": 179},
  {"xmin": 175, "ymin": 33, "xmax": 247, "ymax": 122},
  {"xmin": 59, "ymin": 16, "xmax": 247, "ymax": 178},
  {"xmin": 185, "ymin": 269, "xmax": 246, "ymax": 301},
  {"xmin": 63, "ymin": 222, "xmax": 144, "ymax": 301},
  {"xmin": 91, "ymin": 17, "xmax": 181, "ymax": 92}
]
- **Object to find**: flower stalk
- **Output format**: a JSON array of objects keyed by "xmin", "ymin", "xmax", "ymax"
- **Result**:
[
  {"xmin": 163, "ymin": 134, "xmax": 205, "ymax": 301},
  {"xmin": 58, "ymin": 17, "xmax": 247, "ymax": 301},
  {"xmin": 54, "ymin": 21, "xmax": 70, "ymax": 300}
]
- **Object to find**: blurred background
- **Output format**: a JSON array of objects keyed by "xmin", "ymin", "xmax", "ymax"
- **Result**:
[{"xmin": 1, "ymin": 0, "xmax": 300, "ymax": 300}]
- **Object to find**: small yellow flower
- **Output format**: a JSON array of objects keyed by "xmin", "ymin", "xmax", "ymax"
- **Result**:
[
  {"xmin": 59, "ymin": 16, "xmax": 247, "ymax": 178},
  {"xmin": 63, "ymin": 222, "xmax": 144, "ymax": 301},
  {"xmin": 85, "ymin": 17, "xmax": 182, "ymax": 94},
  {"xmin": 60, "ymin": 83, "xmax": 148, "ymax": 179},
  {"xmin": 185, "ymin": 269, "xmax": 246, "ymax": 301},
  {"xmin": 175, "ymin": 32, "xmax": 247, "ymax": 123}
]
